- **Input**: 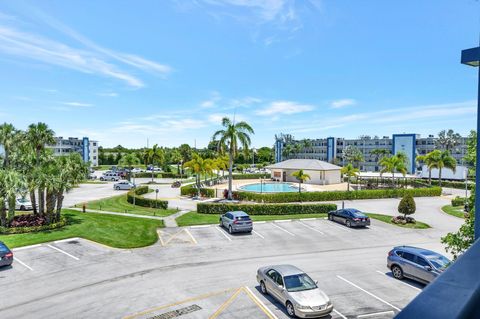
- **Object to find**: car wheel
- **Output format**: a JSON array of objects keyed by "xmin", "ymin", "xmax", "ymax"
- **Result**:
[
  {"xmin": 115, "ymin": 186, "xmax": 120, "ymax": 190},
  {"xmin": 346, "ymin": 220, "xmax": 351, "ymax": 228},
  {"xmin": 100, "ymin": 178, "xmax": 104, "ymax": 181},
  {"xmin": 219, "ymin": 219, "xmax": 223, "ymax": 227},
  {"xmin": 286, "ymin": 301, "xmax": 295, "ymax": 317},
  {"xmin": 260, "ymin": 281, "xmax": 267, "ymax": 294},
  {"xmin": 392, "ymin": 265, "xmax": 404, "ymax": 280},
  {"xmin": 328, "ymin": 214, "xmax": 333, "ymax": 221},
  {"xmin": 228, "ymin": 226, "xmax": 233, "ymax": 234},
  {"xmin": 20, "ymin": 205, "xmax": 26, "ymax": 211}
]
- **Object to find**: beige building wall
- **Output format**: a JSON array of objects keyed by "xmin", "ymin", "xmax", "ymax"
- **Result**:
[{"xmin": 270, "ymin": 169, "xmax": 341, "ymax": 185}]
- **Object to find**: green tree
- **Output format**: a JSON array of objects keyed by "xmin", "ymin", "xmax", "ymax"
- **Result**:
[
  {"xmin": 257, "ymin": 146, "xmax": 274, "ymax": 163},
  {"xmin": 282, "ymin": 144, "xmax": 294, "ymax": 160},
  {"xmin": 0, "ymin": 123, "xmax": 17, "ymax": 168},
  {"xmin": 342, "ymin": 145, "xmax": 364, "ymax": 168},
  {"xmin": 398, "ymin": 194, "xmax": 416, "ymax": 219},
  {"xmin": 148, "ymin": 144, "xmax": 165, "ymax": 182},
  {"xmin": 442, "ymin": 207, "xmax": 475, "ymax": 260},
  {"xmin": 417, "ymin": 150, "xmax": 442, "ymax": 185},
  {"xmin": 26, "ymin": 122, "xmax": 55, "ymax": 215},
  {"xmin": 119, "ymin": 153, "xmax": 141, "ymax": 181},
  {"xmin": 436, "ymin": 129, "xmax": 461, "ymax": 152},
  {"xmin": 170, "ymin": 149, "xmax": 182, "ymax": 175},
  {"xmin": 464, "ymin": 130, "xmax": 476, "ymax": 169},
  {"xmin": 370, "ymin": 148, "xmax": 391, "ymax": 162},
  {"xmin": 291, "ymin": 169, "xmax": 310, "ymax": 193},
  {"xmin": 213, "ymin": 117, "xmax": 254, "ymax": 200},
  {"xmin": 184, "ymin": 153, "xmax": 213, "ymax": 196},
  {"xmin": 178, "ymin": 144, "xmax": 192, "ymax": 175},
  {"xmin": 301, "ymin": 139, "xmax": 313, "ymax": 159},
  {"xmin": 379, "ymin": 154, "xmax": 407, "ymax": 187},
  {"xmin": 431, "ymin": 150, "xmax": 457, "ymax": 187},
  {"xmin": 1, "ymin": 169, "xmax": 25, "ymax": 225},
  {"xmin": 341, "ymin": 163, "xmax": 359, "ymax": 191}
]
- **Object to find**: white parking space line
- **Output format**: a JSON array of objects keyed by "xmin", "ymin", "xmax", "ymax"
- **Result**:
[
  {"xmin": 375, "ymin": 270, "xmax": 422, "ymax": 292},
  {"xmin": 46, "ymin": 244, "xmax": 80, "ymax": 261},
  {"xmin": 357, "ymin": 310, "xmax": 395, "ymax": 318},
  {"xmin": 252, "ymin": 230, "xmax": 265, "ymax": 239},
  {"xmin": 271, "ymin": 223, "xmax": 295, "ymax": 236},
  {"xmin": 333, "ymin": 309, "xmax": 347, "ymax": 319},
  {"xmin": 325, "ymin": 221, "xmax": 352, "ymax": 232},
  {"xmin": 14, "ymin": 257, "xmax": 33, "ymax": 271},
  {"xmin": 54, "ymin": 237, "xmax": 80, "ymax": 244},
  {"xmin": 12, "ymin": 244, "xmax": 42, "ymax": 252},
  {"xmin": 185, "ymin": 229, "xmax": 198, "ymax": 244},
  {"xmin": 300, "ymin": 218, "xmax": 317, "ymax": 221},
  {"xmin": 244, "ymin": 286, "xmax": 278, "ymax": 319},
  {"xmin": 274, "ymin": 219, "xmax": 292, "ymax": 223},
  {"xmin": 215, "ymin": 227, "xmax": 232, "ymax": 241},
  {"xmin": 297, "ymin": 221, "xmax": 325, "ymax": 235},
  {"xmin": 253, "ymin": 221, "xmax": 266, "ymax": 224},
  {"xmin": 190, "ymin": 225, "xmax": 212, "ymax": 228},
  {"xmin": 336, "ymin": 275, "xmax": 401, "ymax": 311}
]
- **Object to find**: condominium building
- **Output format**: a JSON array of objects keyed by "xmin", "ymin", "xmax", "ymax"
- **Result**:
[
  {"xmin": 48, "ymin": 137, "xmax": 99, "ymax": 166},
  {"xmin": 274, "ymin": 133, "xmax": 468, "ymax": 174}
]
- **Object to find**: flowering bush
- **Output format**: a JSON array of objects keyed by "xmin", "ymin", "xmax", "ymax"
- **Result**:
[{"xmin": 391, "ymin": 215, "xmax": 416, "ymax": 225}]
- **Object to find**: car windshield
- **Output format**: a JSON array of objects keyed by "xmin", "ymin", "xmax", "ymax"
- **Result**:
[
  {"xmin": 17, "ymin": 198, "xmax": 29, "ymax": 203},
  {"xmin": 284, "ymin": 273, "xmax": 317, "ymax": 292},
  {"xmin": 427, "ymin": 255, "xmax": 451, "ymax": 270}
]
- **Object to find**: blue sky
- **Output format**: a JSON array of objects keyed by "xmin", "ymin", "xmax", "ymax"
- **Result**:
[{"xmin": 0, "ymin": 1, "xmax": 479, "ymax": 148}]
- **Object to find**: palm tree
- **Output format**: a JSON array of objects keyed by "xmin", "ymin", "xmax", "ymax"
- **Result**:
[
  {"xmin": 432, "ymin": 151, "xmax": 457, "ymax": 187},
  {"xmin": 370, "ymin": 148, "xmax": 390, "ymax": 162},
  {"xmin": 170, "ymin": 149, "xmax": 182, "ymax": 176},
  {"xmin": 1, "ymin": 169, "xmax": 25, "ymax": 224},
  {"xmin": 119, "ymin": 153, "xmax": 141, "ymax": 181},
  {"xmin": 379, "ymin": 155, "xmax": 407, "ymax": 187},
  {"xmin": 417, "ymin": 150, "xmax": 442, "ymax": 185},
  {"xmin": 26, "ymin": 122, "xmax": 55, "ymax": 215},
  {"xmin": 301, "ymin": 139, "xmax": 313, "ymax": 159},
  {"xmin": 184, "ymin": 153, "xmax": 213, "ymax": 196},
  {"xmin": 213, "ymin": 117, "xmax": 254, "ymax": 200},
  {"xmin": 178, "ymin": 144, "xmax": 192, "ymax": 176},
  {"xmin": 215, "ymin": 155, "xmax": 229, "ymax": 178},
  {"xmin": 436, "ymin": 129, "xmax": 461, "ymax": 152},
  {"xmin": 0, "ymin": 123, "xmax": 17, "ymax": 168},
  {"xmin": 282, "ymin": 144, "xmax": 294, "ymax": 160},
  {"xmin": 291, "ymin": 169, "xmax": 310, "ymax": 193},
  {"xmin": 342, "ymin": 145, "xmax": 364, "ymax": 168},
  {"xmin": 148, "ymin": 144, "xmax": 165, "ymax": 182},
  {"xmin": 293, "ymin": 143, "xmax": 302, "ymax": 159},
  {"xmin": 341, "ymin": 163, "xmax": 359, "ymax": 191}
]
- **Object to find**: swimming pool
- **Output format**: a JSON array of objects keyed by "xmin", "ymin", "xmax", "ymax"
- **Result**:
[{"xmin": 239, "ymin": 182, "xmax": 299, "ymax": 193}]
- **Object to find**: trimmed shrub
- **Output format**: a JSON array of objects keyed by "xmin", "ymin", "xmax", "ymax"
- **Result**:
[
  {"xmin": 232, "ymin": 173, "xmax": 270, "ymax": 180},
  {"xmin": 398, "ymin": 194, "xmax": 416, "ymax": 218},
  {"xmin": 180, "ymin": 184, "xmax": 215, "ymax": 198},
  {"xmin": 197, "ymin": 202, "xmax": 337, "ymax": 215},
  {"xmin": 451, "ymin": 196, "xmax": 466, "ymax": 207},
  {"xmin": 0, "ymin": 216, "xmax": 67, "ymax": 234},
  {"xmin": 160, "ymin": 172, "xmax": 183, "ymax": 179},
  {"xmin": 127, "ymin": 186, "xmax": 168, "ymax": 209},
  {"xmin": 233, "ymin": 187, "xmax": 441, "ymax": 203}
]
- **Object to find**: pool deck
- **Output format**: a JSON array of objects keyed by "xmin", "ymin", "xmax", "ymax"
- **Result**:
[{"xmin": 209, "ymin": 179, "xmax": 349, "ymax": 192}]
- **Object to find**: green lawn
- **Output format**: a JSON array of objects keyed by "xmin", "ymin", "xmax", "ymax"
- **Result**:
[
  {"xmin": 366, "ymin": 213, "xmax": 431, "ymax": 229},
  {"xmin": 82, "ymin": 193, "xmax": 177, "ymax": 217},
  {"xmin": 176, "ymin": 212, "xmax": 329, "ymax": 227},
  {"xmin": 0, "ymin": 210, "xmax": 164, "ymax": 249},
  {"xmin": 176, "ymin": 211, "xmax": 431, "ymax": 229},
  {"xmin": 441, "ymin": 205, "xmax": 465, "ymax": 219}
]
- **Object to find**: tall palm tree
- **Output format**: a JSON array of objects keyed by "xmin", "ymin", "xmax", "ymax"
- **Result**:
[
  {"xmin": 0, "ymin": 123, "xmax": 17, "ymax": 168},
  {"xmin": 301, "ymin": 139, "xmax": 313, "ymax": 159},
  {"xmin": 213, "ymin": 117, "xmax": 254, "ymax": 200},
  {"xmin": 432, "ymin": 151, "xmax": 457, "ymax": 187},
  {"xmin": 170, "ymin": 149, "xmax": 182, "ymax": 176},
  {"xmin": 1, "ymin": 169, "xmax": 25, "ymax": 224},
  {"xmin": 148, "ymin": 144, "xmax": 165, "ymax": 182},
  {"xmin": 417, "ymin": 150, "xmax": 442, "ymax": 185},
  {"xmin": 282, "ymin": 144, "xmax": 294, "ymax": 160},
  {"xmin": 119, "ymin": 153, "xmax": 141, "ymax": 181},
  {"xmin": 293, "ymin": 143, "xmax": 302, "ymax": 159},
  {"xmin": 342, "ymin": 145, "xmax": 364, "ymax": 168},
  {"xmin": 436, "ymin": 129, "xmax": 461, "ymax": 152},
  {"xmin": 215, "ymin": 155, "xmax": 229, "ymax": 177},
  {"xmin": 26, "ymin": 122, "xmax": 55, "ymax": 215},
  {"xmin": 184, "ymin": 153, "xmax": 213, "ymax": 196},
  {"xmin": 341, "ymin": 163, "xmax": 359, "ymax": 191},
  {"xmin": 291, "ymin": 169, "xmax": 310, "ymax": 193},
  {"xmin": 379, "ymin": 155, "xmax": 408, "ymax": 187},
  {"xmin": 370, "ymin": 148, "xmax": 390, "ymax": 162}
]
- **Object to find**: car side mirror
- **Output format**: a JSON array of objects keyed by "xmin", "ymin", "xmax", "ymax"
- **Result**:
[
  {"xmin": 315, "ymin": 280, "xmax": 318, "ymax": 285},
  {"xmin": 278, "ymin": 285, "xmax": 285, "ymax": 291},
  {"xmin": 424, "ymin": 265, "xmax": 432, "ymax": 271}
]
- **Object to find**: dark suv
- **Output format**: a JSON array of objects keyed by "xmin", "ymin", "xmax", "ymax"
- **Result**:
[
  {"xmin": 0, "ymin": 241, "xmax": 13, "ymax": 267},
  {"xmin": 387, "ymin": 246, "xmax": 451, "ymax": 284}
]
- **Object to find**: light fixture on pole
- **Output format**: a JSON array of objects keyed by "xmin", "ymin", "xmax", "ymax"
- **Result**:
[{"xmin": 461, "ymin": 46, "xmax": 480, "ymax": 240}]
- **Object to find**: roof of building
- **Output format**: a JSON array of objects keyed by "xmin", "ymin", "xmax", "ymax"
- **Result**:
[{"xmin": 266, "ymin": 159, "xmax": 342, "ymax": 171}]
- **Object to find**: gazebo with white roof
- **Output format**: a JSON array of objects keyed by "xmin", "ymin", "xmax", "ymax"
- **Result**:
[{"xmin": 266, "ymin": 159, "xmax": 342, "ymax": 185}]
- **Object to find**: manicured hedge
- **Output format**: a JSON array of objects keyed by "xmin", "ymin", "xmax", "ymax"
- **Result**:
[
  {"xmin": 232, "ymin": 173, "xmax": 270, "ymax": 180},
  {"xmin": 180, "ymin": 184, "xmax": 215, "ymax": 198},
  {"xmin": 134, "ymin": 172, "xmax": 184, "ymax": 179},
  {"xmin": 197, "ymin": 202, "xmax": 337, "ymax": 215},
  {"xmin": 452, "ymin": 196, "xmax": 466, "ymax": 207},
  {"xmin": 0, "ymin": 217, "xmax": 67, "ymax": 234},
  {"xmin": 233, "ymin": 187, "xmax": 442, "ymax": 203},
  {"xmin": 127, "ymin": 186, "xmax": 168, "ymax": 209}
]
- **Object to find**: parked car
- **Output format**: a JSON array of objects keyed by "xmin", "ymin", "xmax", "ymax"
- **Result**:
[
  {"xmin": 328, "ymin": 208, "xmax": 370, "ymax": 228},
  {"xmin": 146, "ymin": 165, "xmax": 162, "ymax": 172},
  {"xmin": 387, "ymin": 246, "xmax": 451, "ymax": 284},
  {"xmin": 88, "ymin": 172, "xmax": 97, "ymax": 180},
  {"xmin": 257, "ymin": 264, "xmax": 333, "ymax": 318},
  {"xmin": 100, "ymin": 172, "xmax": 121, "ymax": 181},
  {"xmin": 219, "ymin": 211, "xmax": 253, "ymax": 234},
  {"xmin": 131, "ymin": 168, "xmax": 144, "ymax": 173},
  {"xmin": 15, "ymin": 198, "xmax": 33, "ymax": 211},
  {"xmin": 0, "ymin": 241, "xmax": 13, "ymax": 268},
  {"xmin": 113, "ymin": 181, "xmax": 136, "ymax": 190}
]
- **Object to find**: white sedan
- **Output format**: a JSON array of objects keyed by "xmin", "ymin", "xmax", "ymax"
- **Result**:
[{"xmin": 113, "ymin": 181, "xmax": 136, "ymax": 190}]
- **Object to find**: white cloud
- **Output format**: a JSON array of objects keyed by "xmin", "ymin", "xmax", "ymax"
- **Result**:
[
  {"xmin": 204, "ymin": 0, "xmax": 293, "ymax": 23},
  {"xmin": 200, "ymin": 91, "xmax": 222, "ymax": 108},
  {"xmin": 330, "ymin": 98, "xmax": 356, "ymax": 109},
  {"xmin": 61, "ymin": 101, "xmax": 93, "ymax": 107},
  {"xmin": 98, "ymin": 92, "xmax": 118, "ymax": 97},
  {"xmin": 256, "ymin": 100, "xmax": 314, "ymax": 116}
]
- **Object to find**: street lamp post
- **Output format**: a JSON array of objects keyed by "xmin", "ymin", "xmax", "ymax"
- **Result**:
[{"xmin": 461, "ymin": 46, "xmax": 480, "ymax": 240}]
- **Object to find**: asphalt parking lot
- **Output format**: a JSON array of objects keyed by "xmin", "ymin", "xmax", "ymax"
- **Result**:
[{"xmin": 0, "ymin": 218, "xmax": 444, "ymax": 319}]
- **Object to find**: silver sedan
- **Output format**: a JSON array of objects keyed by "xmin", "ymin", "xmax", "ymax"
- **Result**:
[{"xmin": 257, "ymin": 264, "xmax": 333, "ymax": 318}]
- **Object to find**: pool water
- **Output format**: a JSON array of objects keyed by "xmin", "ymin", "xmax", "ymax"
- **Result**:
[{"xmin": 239, "ymin": 182, "xmax": 299, "ymax": 193}]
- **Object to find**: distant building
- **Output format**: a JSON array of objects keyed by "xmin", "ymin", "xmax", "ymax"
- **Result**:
[
  {"xmin": 274, "ymin": 134, "xmax": 468, "ymax": 174},
  {"xmin": 266, "ymin": 159, "xmax": 342, "ymax": 185},
  {"xmin": 48, "ymin": 137, "xmax": 99, "ymax": 166}
]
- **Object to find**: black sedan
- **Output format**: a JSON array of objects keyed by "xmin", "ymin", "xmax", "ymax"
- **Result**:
[
  {"xmin": 328, "ymin": 208, "xmax": 370, "ymax": 228},
  {"xmin": 0, "ymin": 241, "xmax": 13, "ymax": 267}
]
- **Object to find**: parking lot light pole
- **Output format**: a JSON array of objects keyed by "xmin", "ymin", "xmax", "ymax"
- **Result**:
[{"xmin": 461, "ymin": 46, "xmax": 480, "ymax": 240}]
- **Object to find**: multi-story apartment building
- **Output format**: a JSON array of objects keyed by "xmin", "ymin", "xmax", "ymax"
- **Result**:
[
  {"xmin": 274, "ymin": 133, "xmax": 468, "ymax": 174},
  {"xmin": 48, "ymin": 137, "xmax": 99, "ymax": 166}
]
